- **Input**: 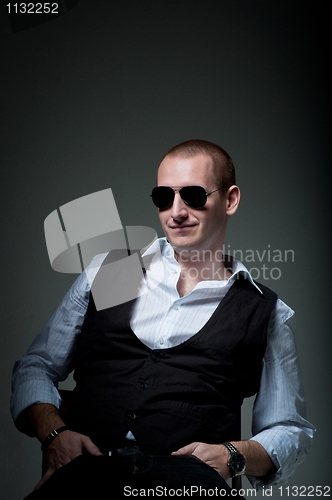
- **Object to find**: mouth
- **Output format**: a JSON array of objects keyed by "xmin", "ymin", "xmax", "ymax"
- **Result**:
[{"xmin": 169, "ymin": 224, "xmax": 196, "ymax": 232}]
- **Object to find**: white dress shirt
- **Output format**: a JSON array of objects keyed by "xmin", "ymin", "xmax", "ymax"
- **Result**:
[{"xmin": 11, "ymin": 238, "xmax": 315, "ymax": 489}]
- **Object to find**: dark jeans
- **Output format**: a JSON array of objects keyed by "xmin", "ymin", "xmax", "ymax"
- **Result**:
[{"xmin": 24, "ymin": 449, "xmax": 245, "ymax": 499}]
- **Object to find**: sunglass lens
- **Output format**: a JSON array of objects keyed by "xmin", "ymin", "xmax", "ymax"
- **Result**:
[
  {"xmin": 181, "ymin": 186, "xmax": 207, "ymax": 208},
  {"xmin": 151, "ymin": 186, "xmax": 175, "ymax": 208}
]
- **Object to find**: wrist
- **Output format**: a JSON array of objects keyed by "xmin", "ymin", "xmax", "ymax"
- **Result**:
[{"xmin": 27, "ymin": 403, "xmax": 65, "ymax": 442}]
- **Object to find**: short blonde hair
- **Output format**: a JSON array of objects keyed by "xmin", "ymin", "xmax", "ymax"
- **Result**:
[{"xmin": 162, "ymin": 139, "xmax": 236, "ymax": 191}]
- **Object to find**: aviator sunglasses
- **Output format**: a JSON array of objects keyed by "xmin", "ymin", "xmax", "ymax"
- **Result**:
[{"xmin": 150, "ymin": 185, "xmax": 223, "ymax": 209}]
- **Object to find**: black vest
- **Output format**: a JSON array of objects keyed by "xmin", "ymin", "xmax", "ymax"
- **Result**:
[{"xmin": 66, "ymin": 277, "xmax": 277, "ymax": 454}]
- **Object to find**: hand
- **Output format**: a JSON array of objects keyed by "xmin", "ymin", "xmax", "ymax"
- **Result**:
[
  {"xmin": 171, "ymin": 442, "xmax": 231, "ymax": 479},
  {"xmin": 35, "ymin": 430, "xmax": 103, "ymax": 490}
]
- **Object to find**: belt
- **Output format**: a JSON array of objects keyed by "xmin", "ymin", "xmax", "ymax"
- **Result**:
[{"xmin": 107, "ymin": 443, "xmax": 145, "ymax": 457}]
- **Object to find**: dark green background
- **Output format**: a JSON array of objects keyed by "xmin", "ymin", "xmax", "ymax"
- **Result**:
[{"xmin": 1, "ymin": 1, "xmax": 330, "ymax": 497}]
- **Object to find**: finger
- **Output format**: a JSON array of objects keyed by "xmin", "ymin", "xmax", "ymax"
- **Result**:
[
  {"xmin": 34, "ymin": 467, "xmax": 56, "ymax": 490},
  {"xmin": 171, "ymin": 442, "xmax": 200, "ymax": 456}
]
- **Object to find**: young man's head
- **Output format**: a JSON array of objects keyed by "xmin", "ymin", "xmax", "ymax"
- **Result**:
[{"xmin": 153, "ymin": 140, "xmax": 240, "ymax": 257}]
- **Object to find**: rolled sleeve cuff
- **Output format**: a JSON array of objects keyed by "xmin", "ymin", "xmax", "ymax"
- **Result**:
[
  {"xmin": 10, "ymin": 379, "xmax": 62, "ymax": 431},
  {"xmin": 247, "ymin": 424, "xmax": 315, "ymax": 490}
]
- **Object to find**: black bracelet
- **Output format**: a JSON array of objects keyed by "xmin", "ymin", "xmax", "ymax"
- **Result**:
[{"xmin": 41, "ymin": 426, "xmax": 68, "ymax": 452}]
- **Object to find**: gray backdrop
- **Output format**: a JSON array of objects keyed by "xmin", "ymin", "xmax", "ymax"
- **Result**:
[{"xmin": 1, "ymin": 1, "xmax": 330, "ymax": 498}]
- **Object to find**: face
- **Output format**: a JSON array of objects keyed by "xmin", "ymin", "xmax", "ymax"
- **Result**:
[{"xmin": 156, "ymin": 154, "xmax": 239, "ymax": 257}]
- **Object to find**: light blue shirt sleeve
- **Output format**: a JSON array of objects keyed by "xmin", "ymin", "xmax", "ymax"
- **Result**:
[
  {"xmin": 10, "ymin": 268, "xmax": 92, "ymax": 423},
  {"xmin": 248, "ymin": 299, "xmax": 316, "ymax": 489}
]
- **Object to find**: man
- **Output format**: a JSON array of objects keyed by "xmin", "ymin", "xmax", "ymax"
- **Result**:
[{"xmin": 11, "ymin": 140, "xmax": 315, "ymax": 498}]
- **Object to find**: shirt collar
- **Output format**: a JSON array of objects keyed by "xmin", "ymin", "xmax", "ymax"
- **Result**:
[
  {"xmin": 228, "ymin": 258, "xmax": 263, "ymax": 294},
  {"xmin": 143, "ymin": 237, "xmax": 263, "ymax": 294}
]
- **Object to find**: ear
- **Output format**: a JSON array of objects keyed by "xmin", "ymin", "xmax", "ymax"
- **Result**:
[{"xmin": 225, "ymin": 185, "xmax": 240, "ymax": 216}]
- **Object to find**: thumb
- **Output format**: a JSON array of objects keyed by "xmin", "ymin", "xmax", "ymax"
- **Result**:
[{"xmin": 81, "ymin": 436, "xmax": 104, "ymax": 456}]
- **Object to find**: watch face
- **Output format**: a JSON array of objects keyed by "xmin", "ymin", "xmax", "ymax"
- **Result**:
[{"xmin": 229, "ymin": 452, "xmax": 246, "ymax": 474}]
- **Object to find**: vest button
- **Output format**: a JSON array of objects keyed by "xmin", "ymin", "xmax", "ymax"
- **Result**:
[
  {"xmin": 152, "ymin": 354, "xmax": 160, "ymax": 363},
  {"xmin": 139, "ymin": 382, "xmax": 148, "ymax": 390},
  {"xmin": 127, "ymin": 411, "xmax": 137, "ymax": 419}
]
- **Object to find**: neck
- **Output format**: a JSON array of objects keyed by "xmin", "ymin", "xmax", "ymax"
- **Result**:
[{"xmin": 174, "ymin": 246, "xmax": 232, "ymax": 285}]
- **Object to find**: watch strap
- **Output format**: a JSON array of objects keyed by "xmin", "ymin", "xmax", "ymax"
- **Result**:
[
  {"xmin": 221, "ymin": 441, "xmax": 239, "ymax": 455},
  {"xmin": 41, "ymin": 426, "xmax": 68, "ymax": 452}
]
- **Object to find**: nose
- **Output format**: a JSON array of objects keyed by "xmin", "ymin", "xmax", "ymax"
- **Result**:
[{"xmin": 170, "ymin": 191, "xmax": 188, "ymax": 220}]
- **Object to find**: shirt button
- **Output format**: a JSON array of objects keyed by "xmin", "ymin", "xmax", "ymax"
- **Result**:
[{"xmin": 159, "ymin": 338, "xmax": 164, "ymax": 345}]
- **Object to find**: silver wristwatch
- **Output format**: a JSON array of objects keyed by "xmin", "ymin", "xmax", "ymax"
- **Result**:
[{"xmin": 221, "ymin": 441, "xmax": 246, "ymax": 477}]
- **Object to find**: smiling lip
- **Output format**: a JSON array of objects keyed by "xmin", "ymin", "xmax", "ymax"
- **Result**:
[{"xmin": 169, "ymin": 224, "xmax": 196, "ymax": 231}]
